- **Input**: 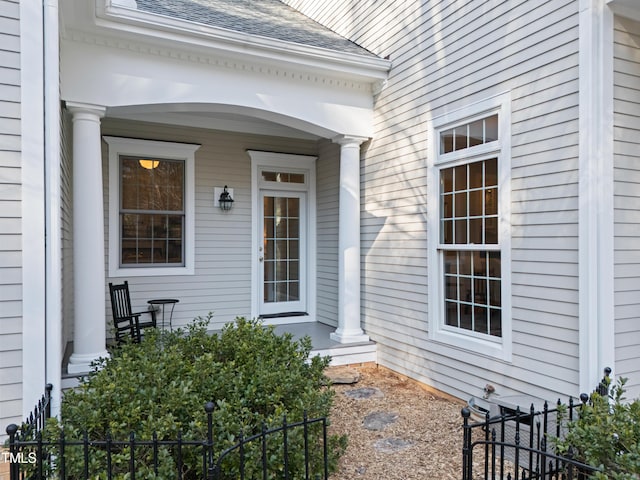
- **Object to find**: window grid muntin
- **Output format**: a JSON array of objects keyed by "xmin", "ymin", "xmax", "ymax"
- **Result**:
[
  {"xmin": 443, "ymin": 249, "xmax": 502, "ymax": 337},
  {"xmin": 261, "ymin": 171, "xmax": 306, "ymax": 184},
  {"xmin": 440, "ymin": 114, "xmax": 499, "ymax": 154},
  {"xmin": 263, "ymin": 196, "xmax": 301, "ymax": 303},
  {"xmin": 119, "ymin": 156, "xmax": 186, "ymax": 267},
  {"xmin": 438, "ymin": 113, "xmax": 502, "ymax": 338},
  {"xmin": 440, "ymin": 158, "xmax": 498, "ymax": 245}
]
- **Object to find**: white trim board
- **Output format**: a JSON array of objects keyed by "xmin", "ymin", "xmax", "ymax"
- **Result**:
[{"xmin": 578, "ymin": 0, "xmax": 615, "ymax": 392}]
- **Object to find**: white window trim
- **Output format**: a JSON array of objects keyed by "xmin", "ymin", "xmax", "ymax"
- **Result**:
[
  {"xmin": 104, "ymin": 136, "xmax": 200, "ymax": 277},
  {"xmin": 427, "ymin": 92, "xmax": 512, "ymax": 362}
]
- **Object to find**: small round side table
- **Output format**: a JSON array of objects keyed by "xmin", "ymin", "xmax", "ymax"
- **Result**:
[{"xmin": 147, "ymin": 299, "xmax": 179, "ymax": 331}]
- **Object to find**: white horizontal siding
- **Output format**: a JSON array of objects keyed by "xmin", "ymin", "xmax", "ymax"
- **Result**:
[
  {"xmin": 316, "ymin": 139, "xmax": 339, "ymax": 327},
  {"xmin": 613, "ymin": 15, "xmax": 640, "ymax": 399},
  {"xmin": 61, "ymin": 112, "xmax": 74, "ymax": 357},
  {"xmin": 286, "ymin": 0, "xmax": 582, "ymax": 402},
  {"xmin": 0, "ymin": 0, "xmax": 21, "ymax": 434},
  {"xmin": 100, "ymin": 119, "xmax": 319, "ymax": 336}
]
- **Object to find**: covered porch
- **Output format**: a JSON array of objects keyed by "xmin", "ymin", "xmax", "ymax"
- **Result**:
[{"xmin": 55, "ymin": 0, "xmax": 389, "ymax": 377}]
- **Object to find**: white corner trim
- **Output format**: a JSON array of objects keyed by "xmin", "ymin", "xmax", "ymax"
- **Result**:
[
  {"xmin": 20, "ymin": 0, "xmax": 47, "ymax": 418},
  {"xmin": 44, "ymin": 0, "xmax": 63, "ymax": 419},
  {"xmin": 578, "ymin": 0, "xmax": 615, "ymax": 393}
]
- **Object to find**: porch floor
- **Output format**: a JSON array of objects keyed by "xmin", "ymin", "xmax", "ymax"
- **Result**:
[
  {"xmin": 62, "ymin": 321, "xmax": 375, "ymax": 387},
  {"xmin": 272, "ymin": 321, "xmax": 376, "ymax": 366}
]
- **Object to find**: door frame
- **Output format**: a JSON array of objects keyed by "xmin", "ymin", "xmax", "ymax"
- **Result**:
[{"xmin": 248, "ymin": 150, "xmax": 317, "ymax": 324}]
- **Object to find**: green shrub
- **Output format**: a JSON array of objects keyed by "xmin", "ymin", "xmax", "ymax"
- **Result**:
[
  {"xmin": 45, "ymin": 316, "xmax": 346, "ymax": 479},
  {"xmin": 555, "ymin": 376, "xmax": 640, "ymax": 480}
]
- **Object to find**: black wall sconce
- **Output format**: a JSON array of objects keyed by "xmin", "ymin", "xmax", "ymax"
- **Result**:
[{"xmin": 217, "ymin": 185, "xmax": 234, "ymax": 211}]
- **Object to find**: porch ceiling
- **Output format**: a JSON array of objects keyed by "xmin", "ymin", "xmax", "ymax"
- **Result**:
[{"xmin": 106, "ymin": 104, "xmax": 327, "ymax": 140}]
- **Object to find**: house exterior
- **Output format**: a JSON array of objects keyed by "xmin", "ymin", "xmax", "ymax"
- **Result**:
[{"xmin": 2, "ymin": 0, "xmax": 639, "ymax": 434}]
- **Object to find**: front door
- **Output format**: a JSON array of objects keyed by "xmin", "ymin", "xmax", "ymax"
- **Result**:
[
  {"xmin": 250, "ymin": 150, "xmax": 316, "ymax": 323},
  {"xmin": 259, "ymin": 190, "xmax": 306, "ymax": 316}
]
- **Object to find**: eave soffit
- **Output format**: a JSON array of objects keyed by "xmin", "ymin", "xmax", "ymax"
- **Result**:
[{"xmin": 606, "ymin": 0, "xmax": 640, "ymax": 22}]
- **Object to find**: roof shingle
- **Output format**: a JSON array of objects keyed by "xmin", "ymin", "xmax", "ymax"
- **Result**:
[{"xmin": 135, "ymin": 0, "xmax": 377, "ymax": 57}]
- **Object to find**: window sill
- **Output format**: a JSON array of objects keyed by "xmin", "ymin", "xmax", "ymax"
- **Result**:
[
  {"xmin": 109, "ymin": 265, "xmax": 194, "ymax": 278},
  {"xmin": 431, "ymin": 327, "xmax": 511, "ymax": 362}
]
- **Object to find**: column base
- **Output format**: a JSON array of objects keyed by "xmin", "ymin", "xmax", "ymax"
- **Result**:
[
  {"xmin": 67, "ymin": 350, "xmax": 109, "ymax": 374},
  {"xmin": 330, "ymin": 329, "xmax": 370, "ymax": 344}
]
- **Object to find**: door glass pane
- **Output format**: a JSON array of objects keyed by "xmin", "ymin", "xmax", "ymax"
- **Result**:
[
  {"xmin": 289, "ymin": 282, "xmax": 299, "ymax": 301},
  {"xmin": 276, "ymin": 218, "xmax": 288, "ymax": 238},
  {"xmin": 275, "ymin": 198, "xmax": 287, "ymax": 217},
  {"xmin": 289, "ymin": 261, "xmax": 299, "ymax": 281},
  {"xmin": 264, "ymin": 261, "xmax": 275, "ymax": 282},
  {"xmin": 289, "ymin": 240, "xmax": 299, "ymax": 260},
  {"xmin": 264, "ymin": 196, "xmax": 274, "ymax": 216},
  {"xmin": 264, "ymin": 283, "xmax": 275, "ymax": 303},
  {"xmin": 263, "ymin": 195, "xmax": 301, "ymax": 304}
]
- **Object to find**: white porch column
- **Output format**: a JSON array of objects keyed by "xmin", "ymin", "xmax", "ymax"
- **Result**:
[
  {"xmin": 330, "ymin": 135, "xmax": 370, "ymax": 344},
  {"xmin": 67, "ymin": 103, "xmax": 109, "ymax": 374}
]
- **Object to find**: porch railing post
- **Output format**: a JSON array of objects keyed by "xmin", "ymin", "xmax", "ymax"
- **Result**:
[
  {"xmin": 44, "ymin": 383, "xmax": 53, "ymax": 427},
  {"xmin": 461, "ymin": 407, "xmax": 471, "ymax": 480},
  {"xmin": 596, "ymin": 367, "xmax": 612, "ymax": 397},
  {"xmin": 6, "ymin": 424, "xmax": 19, "ymax": 480},
  {"xmin": 204, "ymin": 401, "xmax": 215, "ymax": 480}
]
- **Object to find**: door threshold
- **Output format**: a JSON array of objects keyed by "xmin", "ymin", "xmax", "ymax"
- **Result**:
[
  {"xmin": 259, "ymin": 311, "xmax": 308, "ymax": 319},
  {"xmin": 259, "ymin": 312, "xmax": 313, "ymax": 325}
]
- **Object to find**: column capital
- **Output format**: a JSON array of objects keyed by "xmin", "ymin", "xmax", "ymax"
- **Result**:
[
  {"xmin": 332, "ymin": 134, "xmax": 369, "ymax": 147},
  {"xmin": 66, "ymin": 102, "xmax": 106, "ymax": 118}
]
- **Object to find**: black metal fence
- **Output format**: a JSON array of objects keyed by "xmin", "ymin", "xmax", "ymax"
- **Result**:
[
  {"xmin": 461, "ymin": 398, "xmax": 600, "ymax": 479},
  {"xmin": 6, "ymin": 396, "xmax": 329, "ymax": 480},
  {"xmin": 461, "ymin": 370, "xmax": 613, "ymax": 480},
  {"xmin": 4, "ymin": 384, "xmax": 53, "ymax": 479}
]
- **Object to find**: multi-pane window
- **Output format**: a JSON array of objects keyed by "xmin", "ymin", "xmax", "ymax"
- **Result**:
[
  {"xmin": 106, "ymin": 136, "xmax": 198, "ymax": 277},
  {"xmin": 440, "ymin": 114, "xmax": 498, "ymax": 154},
  {"xmin": 438, "ymin": 117, "xmax": 502, "ymax": 338},
  {"xmin": 440, "ymin": 158, "xmax": 498, "ymax": 245},
  {"xmin": 261, "ymin": 171, "xmax": 305, "ymax": 184},
  {"xmin": 119, "ymin": 156, "xmax": 185, "ymax": 266}
]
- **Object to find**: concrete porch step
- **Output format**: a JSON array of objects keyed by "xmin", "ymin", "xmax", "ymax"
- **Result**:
[{"xmin": 272, "ymin": 321, "xmax": 377, "ymax": 366}]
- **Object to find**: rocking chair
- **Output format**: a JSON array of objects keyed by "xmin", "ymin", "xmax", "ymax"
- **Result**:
[{"xmin": 108, "ymin": 281, "xmax": 157, "ymax": 344}]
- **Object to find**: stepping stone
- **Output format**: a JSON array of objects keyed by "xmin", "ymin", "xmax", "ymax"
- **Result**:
[
  {"xmin": 343, "ymin": 386, "xmax": 384, "ymax": 400},
  {"xmin": 325, "ymin": 366, "xmax": 361, "ymax": 384},
  {"xmin": 363, "ymin": 411, "xmax": 398, "ymax": 430},
  {"xmin": 373, "ymin": 437, "xmax": 414, "ymax": 453}
]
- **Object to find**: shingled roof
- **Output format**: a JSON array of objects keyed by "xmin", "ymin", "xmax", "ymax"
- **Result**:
[{"xmin": 135, "ymin": 0, "xmax": 377, "ymax": 57}]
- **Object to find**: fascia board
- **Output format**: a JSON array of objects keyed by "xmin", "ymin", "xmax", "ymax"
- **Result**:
[{"xmin": 95, "ymin": 3, "xmax": 391, "ymax": 83}]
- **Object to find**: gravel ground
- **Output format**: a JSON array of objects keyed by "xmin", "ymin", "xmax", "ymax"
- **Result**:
[{"xmin": 327, "ymin": 364, "xmax": 466, "ymax": 480}]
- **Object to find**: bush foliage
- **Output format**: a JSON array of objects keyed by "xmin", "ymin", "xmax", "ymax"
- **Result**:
[
  {"xmin": 45, "ymin": 316, "xmax": 345, "ymax": 478},
  {"xmin": 555, "ymin": 376, "xmax": 640, "ymax": 480}
]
